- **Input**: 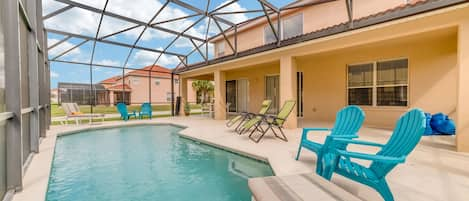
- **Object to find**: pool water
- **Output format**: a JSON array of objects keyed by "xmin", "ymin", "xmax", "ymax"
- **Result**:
[{"xmin": 46, "ymin": 125, "xmax": 273, "ymax": 201}]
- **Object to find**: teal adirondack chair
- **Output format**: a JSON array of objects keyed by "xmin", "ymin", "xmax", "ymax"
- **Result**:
[
  {"xmin": 295, "ymin": 105, "xmax": 365, "ymax": 175},
  {"xmin": 139, "ymin": 102, "xmax": 152, "ymax": 119},
  {"xmin": 320, "ymin": 108, "xmax": 426, "ymax": 201},
  {"xmin": 116, "ymin": 102, "xmax": 136, "ymax": 121}
]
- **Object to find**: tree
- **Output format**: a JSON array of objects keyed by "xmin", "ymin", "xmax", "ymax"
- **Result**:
[{"xmin": 191, "ymin": 80, "xmax": 214, "ymax": 104}]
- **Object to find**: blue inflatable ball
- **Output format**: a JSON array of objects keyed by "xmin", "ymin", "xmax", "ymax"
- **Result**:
[{"xmin": 430, "ymin": 113, "xmax": 456, "ymax": 135}]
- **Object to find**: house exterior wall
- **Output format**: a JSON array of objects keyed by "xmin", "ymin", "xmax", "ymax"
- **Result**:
[
  {"xmin": 225, "ymin": 63, "xmax": 280, "ymax": 112},
  {"xmin": 297, "ymin": 29, "xmax": 457, "ymax": 128},
  {"xmin": 219, "ymin": 28, "xmax": 457, "ymax": 128},
  {"xmin": 212, "ymin": 0, "xmax": 408, "ymax": 57},
  {"xmin": 121, "ymin": 75, "xmax": 179, "ymax": 104}
]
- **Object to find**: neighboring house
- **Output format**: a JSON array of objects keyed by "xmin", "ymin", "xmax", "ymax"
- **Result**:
[
  {"xmin": 100, "ymin": 65, "xmax": 196, "ymax": 105},
  {"xmin": 176, "ymin": 0, "xmax": 469, "ymax": 147},
  {"xmin": 58, "ymin": 65, "xmax": 197, "ymax": 105}
]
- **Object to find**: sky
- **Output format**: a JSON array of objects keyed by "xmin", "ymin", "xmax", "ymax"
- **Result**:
[{"xmin": 44, "ymin": 0, "xmax": 297, "ymax": 88}]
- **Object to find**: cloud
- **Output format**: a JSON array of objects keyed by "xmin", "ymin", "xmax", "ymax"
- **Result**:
[
  {"xmin": 47, "ymin": 38, "xmax": 82, "ymax": 58},
  {"xmin": 50, "ymin": 71, "xmax": 60, "ymax": 78},
  {"xmin": 95, "ymin": 59, "xmax": 121, "ymax": 66},
  {"xmin": 43, "ymin": 0, "xmax": 249, "ymax": 66},
  {"xmin": 215, "ymin": 1, "xmax": 249, "ymax": 24},
  {"xmin": 131, "ymin": 50, "xmax": 179, "ymax": 67}
]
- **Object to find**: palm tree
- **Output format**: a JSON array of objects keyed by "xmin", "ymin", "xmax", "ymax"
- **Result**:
[{"xmin": 191, "ymin": 80, "xmax": 214, "ymax": 104}]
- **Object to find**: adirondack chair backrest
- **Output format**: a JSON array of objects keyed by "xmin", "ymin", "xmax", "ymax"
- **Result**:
[
  {"xmin": 370, "ymin": 108, "xmax": 426, "ymax": 178},
  {"xmin": 141, "ymin": 102, "xmax": 151, "ymax": 113},
  {"xmin": 275, "ymin": 100, "xmax": 296, "ymax": 125},
  {"xmin": 331, "ymin": 105, "xmax": 365, "ymax": 136},
  {"xmin": 258, "ymin": 100, "xmax": 272, "ymax": 115},
  {"xmin": 116, "ymin": 102, "xmax": 128, "ymax": 116},
  {"xmin": 326, "ymin": 106, "xmax": 365, "ymax": 150}
]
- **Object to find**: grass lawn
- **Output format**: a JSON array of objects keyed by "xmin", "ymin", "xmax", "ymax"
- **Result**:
[
  {"xmin": 51, "ymin": 111, "xmax": 203, "ymax": 125},
  {"xmin": 51, "ymin": 103, "xmax": 202, "ymax": 117}
]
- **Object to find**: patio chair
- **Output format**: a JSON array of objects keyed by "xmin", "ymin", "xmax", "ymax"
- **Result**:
[
  {"xmin": 139, "ymin": 102, "xmax": 152, "ymax": 119},
  {"xmin": 116, "ymin": 102, "xmax": 137, "ymax": 121},
  {"xmin": 62, "ymin": 103, "xmax": 104, "ymax": 125},
  {"xmin": 295, "ymin": 105, "xmax": 365, "ymax": 175},
  {"xmin": 239, "ymin": 100, "xmax": 296, "ymax": 143},
  {"xmin": 320, "ymin": 108, "xmax": 426, "ymax": 201},
  {"xmin": 226, "ymin": 100, "xmax": 272, "ymax": 132}
]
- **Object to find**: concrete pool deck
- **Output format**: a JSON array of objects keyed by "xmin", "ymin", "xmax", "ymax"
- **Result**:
[{"xmin": 12, "ymin": 116, "xmax": 469, "ymax": 201}]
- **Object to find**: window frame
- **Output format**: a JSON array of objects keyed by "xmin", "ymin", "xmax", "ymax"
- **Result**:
[
  {"xmin": 263, "ymin": 12, "xmax": 304, "ymax": 45},
  {"xmin": 215, "ymin": 41, "xmax": 225, "ymax": 57},
  {"xmin": 281, "ymin": 13, "xmax": 303, "ymax": 40},
  {"xmin": 263, "ymin": 20, "xmax": 279, "ymax": 44},
  {"xmin": 346, "ymin": 58, "xmax": 409, "ymax": 108}
]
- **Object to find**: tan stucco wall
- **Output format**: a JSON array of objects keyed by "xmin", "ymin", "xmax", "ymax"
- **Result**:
[
  {"xmin": 297, "ymin": 28, "xmax": 457, "ymax": 128},
  {"xmin": 213, "ymin": 0, "xmax": 409, "ymax": 57},
  {"xmin": 225, "ymin": 62, "xmax": 280, "ymax": 112},
  {"xmin": 217, "ymin": 28, "xmax": 458, "ymax": 128}
]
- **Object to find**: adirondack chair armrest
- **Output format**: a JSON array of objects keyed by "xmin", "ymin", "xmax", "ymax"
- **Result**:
[
  {"xmin": 331, "ymin": 138, "xmax": 385, "ymax": 147},
  {"xmin": 335, "ymin": 150, "xmax": 406, "ymax": 164},
  {"xmin": 301, "ymin": 128, "xmax": 332, "ymax": 139}
]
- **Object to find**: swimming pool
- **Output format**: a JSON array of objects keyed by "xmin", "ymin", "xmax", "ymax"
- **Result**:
[{"xmin": 46, "ymin": 125, "xmax": 273, "ymax": 201}]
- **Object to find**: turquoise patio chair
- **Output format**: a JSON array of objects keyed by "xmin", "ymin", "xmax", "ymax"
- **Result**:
[
  {"xmin": 320, "ymin": 108, "xmax": 426, "ymax": 201},
  {"xmin": 295, "ymin": 105, "xmax": 365, "ymax": 175},
  {"xmin": 116, "ymin": 102, "xmax": 137, "ymax": 121},
  {"xmin": 139, "ymin": 102, "xmax": 152, "ymax": 119}
]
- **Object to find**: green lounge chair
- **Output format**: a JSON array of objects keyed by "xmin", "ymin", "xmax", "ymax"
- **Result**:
[
  {"xmin": 226, "ymin": 100, "xmax": 272, "ymax": 132},
  {"xmin": 239, "ymin": 100, "xmax": 296, "ymax": 143},
  {"xmin": 321, "ymin": 108, "xmax": 426, "ymax": 201}
]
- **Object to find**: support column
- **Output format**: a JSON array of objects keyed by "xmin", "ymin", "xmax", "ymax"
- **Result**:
[
  {"xmin": 109, "ymin": 92, "xmax": 114, "ymax": 105},
  {"xmin": 280, "ymin": 56, "xmax": 298, "ymax": 129},
  {"xmin": 4, "ymin": 0, "xmax": 23, "ymax": 190},
  {"xmin": 214, "ymin": 70, "xmax": 226, "ymax": 120},
  {"xmin": 179, "ymin": 77, "xmax": 188, "ymax": 115},
  {"xmin": 456, "ymin": 20, "xmax": 469, "ymax": 152}
]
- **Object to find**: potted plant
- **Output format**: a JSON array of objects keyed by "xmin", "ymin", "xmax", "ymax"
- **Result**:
[{"xmin": 184, "ymin": 101, "xmax": 191, "ymax": 116}]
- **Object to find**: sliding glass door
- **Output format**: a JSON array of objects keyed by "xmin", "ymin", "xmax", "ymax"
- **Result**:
[{"xmin": 265, "ymin": 75, "xmax": 279, "ymax": 114}]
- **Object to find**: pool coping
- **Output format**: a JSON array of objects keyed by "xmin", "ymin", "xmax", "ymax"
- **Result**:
[{"xmin": 12, "ymin": 120, "xmax": 276, "ymax": 201}]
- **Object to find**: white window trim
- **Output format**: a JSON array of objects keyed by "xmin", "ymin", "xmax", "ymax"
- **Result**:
[{"xmin": 346, "ymin": 58, "xmax": 409, "ymax": 108}]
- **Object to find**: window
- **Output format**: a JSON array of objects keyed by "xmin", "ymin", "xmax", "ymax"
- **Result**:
[
  {"xmin": 347, "ymin": 59, "xmax": 408, "ymax": 107},
  {"xmin": 348, "ymin": 63, "xmax": 373, "ymax": 106},
  {"xmin": 264, "ymin": 23, "xmax": 279, "ymax": 44},
  {"xmin": 282, "ymin": 14, "xmax": 303, "ymax": 39},
  {"xmin": 132, "ymin": 78, "xmax": 139, "ymax": 85},
  {"xmin": 155, "ymin": 79, "xmax": 160, "ymax": 86},
  {"xmin": 376, "ymin": 59, "xmax": 408, "ymax": 106},
  {"xmin": 166, "ymin": 92, "xmax": 174, "ymax": 102},
  {"xmin": 264, "ymin": 13, "xmax": 303, "ymax": 44},
  {"xmin": 216, "ymin": 42, "xmax": 225, "ymax": 57}
]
